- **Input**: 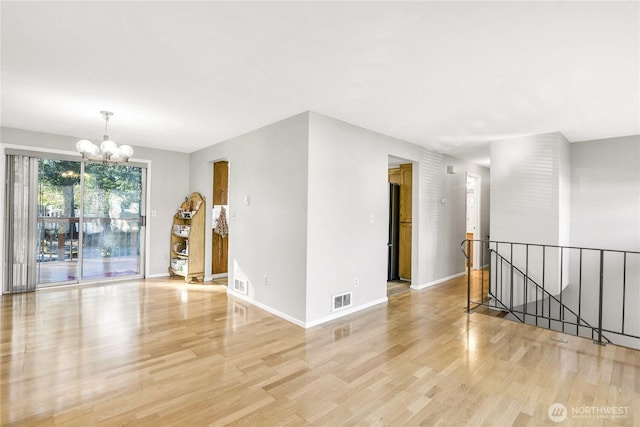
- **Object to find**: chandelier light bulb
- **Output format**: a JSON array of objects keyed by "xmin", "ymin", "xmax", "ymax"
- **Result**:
[
  {"xmin": 76, "ymin": 139, "xmax": 94, "ymax": 154},
  {"xmin": 118, "ymin": 144, "xmax": 133, "ymax": 160},
  {"xmin": 88, "ymin": 143, "xmax": 100, "ymax": 156},
  {"xmin": 100, "ymin": 140, "xmax": 118, "ymax": 156},
  {"xmin": 76, "ymin": 111, "xmax": 133, "ymax": 163}
]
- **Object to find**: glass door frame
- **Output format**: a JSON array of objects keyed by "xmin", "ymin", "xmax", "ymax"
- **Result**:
[
  {"xmin": 77, "ymin": 161, "xmax": 147, "ymax": 283},
  {"xmin": 1, "ymin": 145, "xmax": 148, "ymax": 291}
]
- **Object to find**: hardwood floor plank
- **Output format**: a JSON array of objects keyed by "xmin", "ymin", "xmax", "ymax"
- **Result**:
[{"xmin": 2, "ymin": 274, "xmax": 639, "ymax": 426}]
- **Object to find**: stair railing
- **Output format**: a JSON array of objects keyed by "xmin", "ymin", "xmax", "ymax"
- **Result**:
[
  {"xmin": 461, "ymin": 239, "xmax": 640, "ymax": 348},
  {"xmin": 490, "ymin": 249, "xmax": 610, "ymax": 344}
]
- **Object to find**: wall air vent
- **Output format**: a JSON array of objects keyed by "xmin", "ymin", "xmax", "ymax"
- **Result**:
[
  {"xmin": 332, "ymin": 291, "xmax": 353, "ymax": 311},
  {"xmin": 233, "ymin": 279, "xmax": 247, "ymax": 295}
]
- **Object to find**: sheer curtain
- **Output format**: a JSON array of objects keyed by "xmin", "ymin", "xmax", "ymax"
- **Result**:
[{"xmin": 4, "ymin": 155, "xmax": 38, "ymax": 293}]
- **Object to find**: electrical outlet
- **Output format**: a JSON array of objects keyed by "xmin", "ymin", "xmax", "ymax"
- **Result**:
[
  {"xmin": 354, "ymin": 277, "xmax": 359, "ymax": 287},
  {"xmin": 263, "ymin": 275, "xmax": 268, "ymax": 286}
]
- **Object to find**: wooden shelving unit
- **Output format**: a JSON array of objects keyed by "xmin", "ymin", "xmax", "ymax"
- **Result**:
[{"xmin": 169, "ymin": 192, "xmax": 205, "ymax": 283}]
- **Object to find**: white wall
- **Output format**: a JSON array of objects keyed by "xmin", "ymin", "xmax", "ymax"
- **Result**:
[
  {"xmin": 306, "ymin": 113, "xmax": 389, "ymax": 324},
  {"xmin": 569, "ymin": 135, "xmax": 640, "ymax": 346},
  {"xmin": 305, "ymin": 113, "xmax": 491, "ymax": 324},
  {"xmin": 188, "ymin": 113, "xmax": 310, "ymax": 325},
  {"xmin": 489, "ymin": 132, "xmax": 640, "ymax": 348},
  {"xmin": 490, "ymin": 132, "xmax": 570, "ymax": 245},
  {"xmin": 570, "ymin": 135, "xmax": 640, "ymax": 251},
  {"xmin": 188, "ymin": 112, "xmax": 490, "ymax": 326},
  {"xmin": 424, "ymin": 153, "xmax": 490, "ymax": 283},
  {"xmin": 559, "ymin": 135, "xmax": 571, "ymax": 246},
  {"xmin": 0, "ymin": 126, "xmax": 189, "ymax": 279},
  {"xmin": 490, "ymin": 132, "xmax": 570, "ymax": 303}
]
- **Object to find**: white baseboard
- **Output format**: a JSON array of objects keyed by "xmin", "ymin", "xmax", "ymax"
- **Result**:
[
  {"xmin": 411, "ymin": 272, "xmax": 466, "ymax": 290},
  {"xmin": 227, "ymin": 289, "xmax": 307, "ymax": 328},
  {"xmin": 226, "ymin": 289, "xmax": 388, "ymax": 329},
  {"xmin": 145, "ymin": 272, "xmax": 170, "ymax": 279},
  {"xmin": 304, "ymin": 297, "xmax": 388, "ymax": 328}
]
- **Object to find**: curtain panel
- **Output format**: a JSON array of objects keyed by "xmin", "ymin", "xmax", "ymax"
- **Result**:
[{"xmin": 4, "ymin": 155, "xmax": 38, "ymax": 293}]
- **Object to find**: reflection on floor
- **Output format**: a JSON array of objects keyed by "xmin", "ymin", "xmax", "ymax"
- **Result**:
[
  {"xmin": 208, "ymin": 277, "xmax": 228, "ymax": 286},
  {"xmin": 387, "ymin": 279, "xmax": 410, "ymax": 296},
  {"xmin": 4, "ymin": 273, "xmax": 638, "ymax": 425}
]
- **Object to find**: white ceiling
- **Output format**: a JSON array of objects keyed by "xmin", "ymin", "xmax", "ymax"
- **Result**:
[{"xmin": 2, "ymin": 1, "xmax": 638, "ymax": 166}]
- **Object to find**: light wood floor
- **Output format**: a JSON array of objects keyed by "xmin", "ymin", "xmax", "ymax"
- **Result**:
[
  {"xmin": 1, "ymin": 273, "xmax": 638, "ymax": 426},
  {"xmin": 387, "ymin": 279, "xmax": 411, "ymax": 296}
]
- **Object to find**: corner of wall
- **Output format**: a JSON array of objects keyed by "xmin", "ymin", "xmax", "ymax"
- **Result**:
[{"xmin": 189, "ymin": 113, "xmax": 311, "ymax": 324}]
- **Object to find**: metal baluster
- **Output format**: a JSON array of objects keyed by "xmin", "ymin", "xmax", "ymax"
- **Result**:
[
  {"xmin": 489, "ymin": 243, "xmax": 498, "ymax": 310},
  {"xmin": 496, "ymin": 242, "xmax": 500, "ymax": 307},
  {"xmin": 535, "ymin": 247, "xmax": 539, "ymax": 327},
  {"xmin": 481, "ymin": 240, "xmax": 485, "ymax": 306},
  {"xmin": 499, "ymin": 247, "xmax": 504, "ymax": 302},
  {"xmin": 578, "ymin": 249, "xmax": 583, "ymax": 336},
  {"xmin": 622, "ymin": 252, "xmax": 627, "ymax": 335},
  {"xmin": 466, "ymin": 239, "xmax": 471, "ymax": 313},
  {"xmin": 595, "ymin": 250, "xmax": 604, "ymax": 345},
  {"xmin": 524, "ymin": 244, "xmax": 528, "ymax": 323},
  {"xmin": 560, "ymin": 247, "xmax": 564, "ymax": 333},
  {"xmin": 542, "ymin": 246, "xmax": 548, "ymax": 328},
  {"xmin": 510, "ymin": 243, "xmax": 514, "ymax": 311}
]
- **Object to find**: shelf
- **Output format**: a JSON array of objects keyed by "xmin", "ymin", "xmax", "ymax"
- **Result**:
[{"xmin": 169, "ymin": 192, "xmax": 205, "ymax": 283}]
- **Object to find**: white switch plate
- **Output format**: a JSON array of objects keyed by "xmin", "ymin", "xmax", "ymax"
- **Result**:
[{"xmin": 369, "ymin": 214, "xmax": 375, "ymax": 224}]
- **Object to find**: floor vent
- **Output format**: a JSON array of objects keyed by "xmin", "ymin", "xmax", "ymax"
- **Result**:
[
  {"xmin": 332, "ymin": 291, "xmax": 352, "ymax": 311},
  {"xmin": 233, "ymin": 279, "xmax": 247, "ymax": 294}
]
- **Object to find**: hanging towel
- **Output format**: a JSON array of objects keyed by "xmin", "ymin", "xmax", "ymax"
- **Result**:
[{"xmin": 214, "ymin": 207, "xmax": 228, "ymax": 238}]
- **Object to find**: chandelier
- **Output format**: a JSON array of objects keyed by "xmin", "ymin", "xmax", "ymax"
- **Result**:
[{"xmin": 76, "ymin": 111, "xmax": 133, "ymax": 163}]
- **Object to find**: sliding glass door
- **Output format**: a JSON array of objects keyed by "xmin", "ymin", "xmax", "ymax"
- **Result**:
[
  {"xmin": 36, "ymin": 159, "xmax": 81, "ymax": 285},
  {"xmin": 5, "ymin": 152, "xmax": 146, "ymax": 292},
  {"xmin": 81, "ymin": 162, "xmax": 144, "ymax": 280}
]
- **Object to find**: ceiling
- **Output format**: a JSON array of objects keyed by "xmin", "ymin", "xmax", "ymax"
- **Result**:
[{"xmin": 1, "ymin": 2, "xmax": 638, "ymax": 167}]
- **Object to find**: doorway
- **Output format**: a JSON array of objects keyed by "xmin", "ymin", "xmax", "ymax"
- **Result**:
[
  {"xmin": 211, "ymin": 160, "xmax": 229, "ymax": 279},
  {"xmin": 4, "ymin": 153, "xmax": 146, "ymax": 292},
  {"xmin": 387, "ymin": 156, "xmax": 412, "ymax": 296},
  {"xmin": 465, "ymin": 173, "xmax": 481, "ymax": 269}
]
